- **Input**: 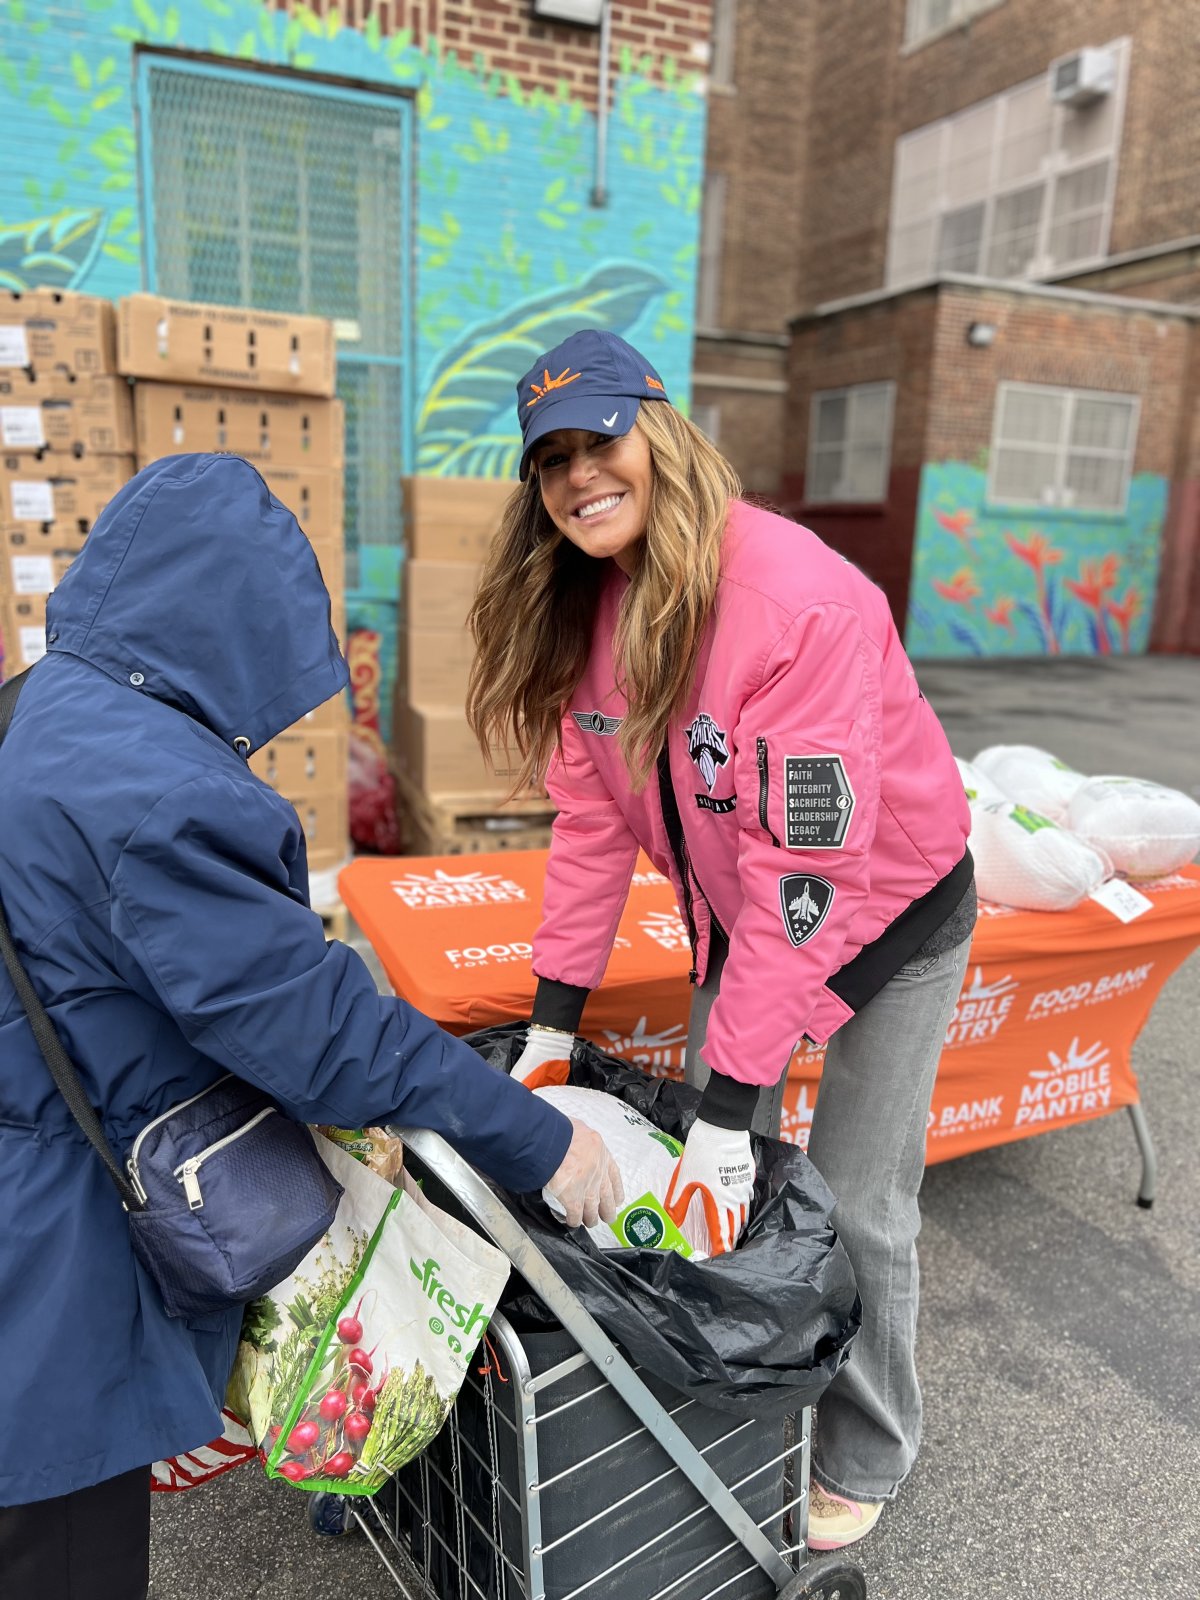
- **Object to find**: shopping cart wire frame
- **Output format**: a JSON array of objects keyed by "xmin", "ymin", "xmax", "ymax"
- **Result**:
[{"xmin": 352, "ymin": 1126, "xmax": 861, "ymax": 1600}]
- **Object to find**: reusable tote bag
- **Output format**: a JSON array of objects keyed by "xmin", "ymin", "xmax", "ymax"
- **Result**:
[{"xmin": 228, "ymin": 1136, "xmax": 510, "ymax": 1494}]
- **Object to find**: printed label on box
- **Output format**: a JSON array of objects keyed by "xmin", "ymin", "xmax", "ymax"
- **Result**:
[
  {"xmin": 10, "ymin": 480, "xmax": 55, "ymax": 522},
  {"xmin": 18, "ymin": 626, "xmax": 46, "ymax": 665},
  {"xmin": 1, "ymin": 406, "xmax": 45, "ymax": 449},
  {"xmin": 11, "ymin": 555, "xmax": 54, "ymax": 594},
  {"xmin": 0, "ymin": 326, "xmax": 30, "ymax": 368}
]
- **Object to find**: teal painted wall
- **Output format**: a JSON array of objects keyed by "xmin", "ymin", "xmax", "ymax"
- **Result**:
[
  {"xmin": 0, "ymin": 0, "xmax": 706, "ymax": 735},
  {"xmin": 0, "ymin": 0, "xmax": 705, "ymax": 461},
  {"xmin": 905, "ymin": 461, "xmax": 1167, "ymax": 658}
]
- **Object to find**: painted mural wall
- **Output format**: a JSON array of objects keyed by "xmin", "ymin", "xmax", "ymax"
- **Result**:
[
  {"xmin": 1, "ymin": 0, "xmax": 706, "ymax": 745},
  {"xmin": 905, "ymin": 461, "xmax": 1167, "ymax": 658},
  {"xmin": 0, "ymin": 1, "xmax": 705, "ymax": 466}
]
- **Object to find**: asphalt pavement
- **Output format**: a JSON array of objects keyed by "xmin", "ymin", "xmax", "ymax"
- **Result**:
[{"xmin": 149, "ymin": 654, "xmax": 1200, "ymax": 1600}]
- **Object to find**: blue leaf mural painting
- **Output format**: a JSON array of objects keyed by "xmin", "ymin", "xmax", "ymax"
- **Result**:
[
  {"xmin": 415, "ymin": 262, "xmax": 671, "ymax": 477},
  {"xmin": 0, "ymin": 209, "xmax": 108, "ymax": 292}
]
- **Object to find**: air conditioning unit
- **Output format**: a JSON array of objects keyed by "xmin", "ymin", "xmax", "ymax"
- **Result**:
[{"xmin": 1051, "ymin": 47, "xmax": 1116, "ymax": 108}]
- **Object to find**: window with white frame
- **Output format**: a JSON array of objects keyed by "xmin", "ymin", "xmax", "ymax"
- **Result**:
[
  {"xmin": 887, "ymin": 38, "xmax": 1128, "ymax": 287},
  {"xmin": 905, "ymin": 0, "xmax": 1003, "ymax": 49},
  {"xmin": 806, "ymin": 383, "xmax": 895, "ymax": 503},
  {"xmin": 695, "ymin": 172, "xmax": 727, "ymax": 327},
  {"xmin": 988, "ymin": 383, "xmax": 1138, "ymax": 512},
  {"xmin": 709, "ymin": 0, "xmax": 737, "ymax": 90}
]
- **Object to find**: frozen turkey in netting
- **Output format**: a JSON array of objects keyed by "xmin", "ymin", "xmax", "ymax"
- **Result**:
[
  {"xmin": 1066, "ymin": 776, "xmax": 1200, "ymax": 881},
  {"xmin": 973, "ymin": 744, "xmax": 1088, "ymax": 822}
]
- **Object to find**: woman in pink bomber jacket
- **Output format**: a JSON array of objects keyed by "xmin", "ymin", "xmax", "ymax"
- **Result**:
[{"xmin": 467, "ymin": 328, "xmax": 976, "ymax": 1552}]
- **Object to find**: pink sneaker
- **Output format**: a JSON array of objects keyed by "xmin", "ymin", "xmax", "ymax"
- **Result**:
[{"xmin": 807, "ymin": 1479, "xmax": 883, "ymax": 1550}]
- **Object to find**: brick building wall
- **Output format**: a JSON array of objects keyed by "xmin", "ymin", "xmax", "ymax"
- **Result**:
[
  {"xmin": 1154, "ymin": 326, "xmax": 1200, "ymax": 652},
  {"xmin": 924, "ymin": 284, "xmax": 1190, "ymax": 475},
  {"xmin": 780, "ymin": 280, "xmax": 1195, "ymax": 654},
  {"xmin": 797, "ymin": 0, "xmax": 1200, "ymax": 312},
  {"xmin": 268, "ymin": 0, "xmax": 713, "ymax": 105},
  {"xmin": 779, "ymin": 291, "xmax": 940, "ymax": 622},
  {"xmin": 690, "ymin": 0, "xmax": 811, "ymax": 492}
]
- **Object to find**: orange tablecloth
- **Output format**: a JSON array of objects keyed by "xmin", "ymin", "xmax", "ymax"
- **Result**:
[{"xmin": 340, "ymin": 853, "xmax": 1200, "ymax": 1164}]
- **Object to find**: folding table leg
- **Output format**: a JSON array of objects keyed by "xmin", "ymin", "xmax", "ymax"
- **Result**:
[{"xmin": 1127, "ymin": 1101, "xmax": 1157, "ymax": 1209}]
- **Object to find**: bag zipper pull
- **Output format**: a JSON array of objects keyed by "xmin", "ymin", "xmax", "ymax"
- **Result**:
[{"xmin": 179, "ymin": 1158, "xmax": 204, "ymax": 1210}]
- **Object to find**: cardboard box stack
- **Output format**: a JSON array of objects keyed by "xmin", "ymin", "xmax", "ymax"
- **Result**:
[
  {"xmin": 392, "ymin": 476, "xmax": 556, "ymax": 853},
  {"xmin": 0, "ymin": 289, "xmax": 134, "ymax": 678},
  {"xmin": 120, "ymin": 293, "xmax": 350, "ymax": 893}
]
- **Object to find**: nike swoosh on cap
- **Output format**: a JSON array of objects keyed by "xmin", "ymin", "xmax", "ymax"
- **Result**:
[{"xmin": 602, "ymin": 412, "xmax": 618, "ymax": 427}]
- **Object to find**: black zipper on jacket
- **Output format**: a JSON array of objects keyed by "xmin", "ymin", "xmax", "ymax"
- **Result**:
[
  {"xmin": 756, "ymin": 737, "xmax": 781, "ymax": 847},
  {"xmin": 656, "ymin": 741, "xmax": 727, "ymax": 983}
]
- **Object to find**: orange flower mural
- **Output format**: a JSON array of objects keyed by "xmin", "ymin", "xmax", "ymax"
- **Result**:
[
  {"xmin": 932, "ymin": 567, "xmax": 980, "ymax": 606},
  {"xmin": 1105, "ymin": 586, "xmax": 1142, "ymax": 654},
  {"xmin": 984, "ymin": 597, "xmax": 1016, "ymax": 633},
  {"xmin": 934, "ymin": 508, "xmax": 977, "ymax": 550},
  {"xmin": 1004, "ymin": 530, "xmax": 1066, "ymax": 654},
  {"xmin": 1065, "ymin": 556, "xmax": 1122, "ymax": 654}
]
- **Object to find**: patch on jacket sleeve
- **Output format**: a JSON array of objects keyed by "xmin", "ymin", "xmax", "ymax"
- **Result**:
[
  {"xmin": 784, "ymin": 754, "xmax": 855, "ymax": 849},
  {"xmin": 572, "ymin": 709, "xmax": 622, "ymax": 735},
  {"xmin": 779, "ymin": 874, "xmax": 836, "ymax": 947}
]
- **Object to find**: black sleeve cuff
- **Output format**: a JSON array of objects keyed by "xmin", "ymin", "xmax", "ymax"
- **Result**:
[
  {"xmin": 697, "ymin": 1070, "xmax": 761, "ymax": 1131},
  {"xmin": 531, "ymin": 976, "xmax": 590, "ymax": 1032}
]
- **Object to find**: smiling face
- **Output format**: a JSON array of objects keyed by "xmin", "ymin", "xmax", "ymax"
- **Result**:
[{"xmin": 532, "ymin": 425, "xmax": 654, "ymax": 574}]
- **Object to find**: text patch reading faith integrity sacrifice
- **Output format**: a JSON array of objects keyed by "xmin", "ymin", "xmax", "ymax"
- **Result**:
[{"xmin": 784, "ymin": 754, "xmax": 855, "ymax": 849}]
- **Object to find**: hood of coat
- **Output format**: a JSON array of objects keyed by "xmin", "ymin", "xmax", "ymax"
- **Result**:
[{"xmin": 44, "ymin": 453, "xmax": 348, "ymax": 754}]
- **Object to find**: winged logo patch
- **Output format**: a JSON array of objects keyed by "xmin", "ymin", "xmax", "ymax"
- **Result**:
[{"xmin": 573, "ymin": 709, "xmax": 622, "ymax": 736}]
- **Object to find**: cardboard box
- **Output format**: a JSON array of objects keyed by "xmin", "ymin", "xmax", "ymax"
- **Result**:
[
  {"xmin": 0, "ymin": 290, "xmax": 117, "ymax": 380},
  {"xmin": 0, "ymin": 375, "xmax": 134, "ymax": 457},
  {"xmin": 257, "ymin": 464, "xmax": 344, "ymax": 545},
  {"xmin": 119, "ymin": 294, "xmax": 336, "ymax": 397},
  {"xmin": 2, "ymin": 522, "xmax": 87, "ymax": 564},
  {"xmin": 249, "ymin": 728, "xmax": 348, "ymax": 800},
  {"xmin": 0, "ymin": 454, "xmax": 133, "ymax": 531},
  {"xmin": 288, "ymin": 691, "xmax": 350, "ymax": 736},
  {"xmin": 135, "ymin": 383, "xmax": 344, "ymax": 469},
  {"xmin": 294, "ymin": 785, "xmax": 350, "ymax": 873},
  {"xmin": 0, "ymin": 547, "xmax": 75, "ymax": 599},
  {"xmin": 393, "ymin": 703, "xmax": 529, "ymax": 795},
  {"xmin": 1, "ymin": 593, "xmax": 48, "ymax": 671},
  {"xmin": 398, "ymin": 627, "xmax": 474, "ymax": 707},
  {"xmin": 402, "ymin": 476, "xmax": 513, "ymax": 562},
  {"xmin": 403, "ymin": 559, "xmax": 480, "ymax": 631}
]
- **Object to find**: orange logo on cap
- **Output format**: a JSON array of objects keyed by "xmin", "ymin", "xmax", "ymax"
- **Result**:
[
  {"xmin": 645, "ymin": 376, "xmax": 664, "ymax": 391},
  {"xmin": 526, "ymin": 367, "xmax": 583, "ymax": 408}
]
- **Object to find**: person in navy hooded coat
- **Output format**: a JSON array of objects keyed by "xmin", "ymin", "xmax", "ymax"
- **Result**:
[{"xmin": 0, "ymin": 454, "xmax": 619, "ymax": 1600}]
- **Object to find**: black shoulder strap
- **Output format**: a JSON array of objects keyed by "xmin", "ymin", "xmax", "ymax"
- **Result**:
[
  {"xmin": 0, "ymin": 667, "xmax": 31, "ymax": 743},
  {"xmin": 0, "ymin": 667, "xmax": 141, "ymax": 1209}
]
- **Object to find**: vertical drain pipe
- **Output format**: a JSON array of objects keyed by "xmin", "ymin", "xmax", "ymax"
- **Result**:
[{"xmin": 591, "ymin": 0, "xmax": 612, "ymax": 207}]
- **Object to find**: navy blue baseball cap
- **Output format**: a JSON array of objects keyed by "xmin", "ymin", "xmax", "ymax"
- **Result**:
[{"xmin": 516, "ymin": 328, "xmax": 669, "ymax": 480}]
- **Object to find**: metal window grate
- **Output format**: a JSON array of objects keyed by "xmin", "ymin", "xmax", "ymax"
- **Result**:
[{"xmin": 139, "ymin": 59, "xmax": 411, "ymax": 586}]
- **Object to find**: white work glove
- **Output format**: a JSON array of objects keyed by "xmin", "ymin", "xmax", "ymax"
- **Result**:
[
  {"xmin": 511, "ymin": 1025, "xmax": 575, "ymax": 1091},
  {"xmin": 664, "ymin": 1118, "xmax": 755, "ymax": 1256},
  {"xmin": 542, "ymin": 1118, "xmax": 624, "ymax": 1229}
]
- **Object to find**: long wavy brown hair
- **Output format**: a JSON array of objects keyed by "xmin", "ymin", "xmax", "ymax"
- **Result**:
[{"xmin": 466, "ymin": 401, "xmax": 741, "ymax": 793}]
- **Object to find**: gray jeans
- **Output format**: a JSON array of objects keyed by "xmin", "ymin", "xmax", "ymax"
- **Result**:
[{"xmin": 686, "ymin": 932, "xmax": 972, "ymax": 1502}]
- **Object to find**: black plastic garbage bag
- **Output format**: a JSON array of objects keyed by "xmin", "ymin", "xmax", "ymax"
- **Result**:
[{"xmin": 466, "ymin": 1023, "xmax": 861, "ymax": 1417}]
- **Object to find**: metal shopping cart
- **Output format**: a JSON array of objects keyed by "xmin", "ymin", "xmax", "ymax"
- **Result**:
[{"xmin": 345, "ymin": 1127, "xmax": 866, "ymax": 1600}]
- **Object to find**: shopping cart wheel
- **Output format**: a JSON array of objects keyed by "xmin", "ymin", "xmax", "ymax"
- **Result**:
[
  {"xmin": 782, "ymin": 1552, "xmax": 867, "ymax": 1599},
  {"xmin": 307, "ymin": 1491, "xmax": 356, "ymax": 1537}
]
